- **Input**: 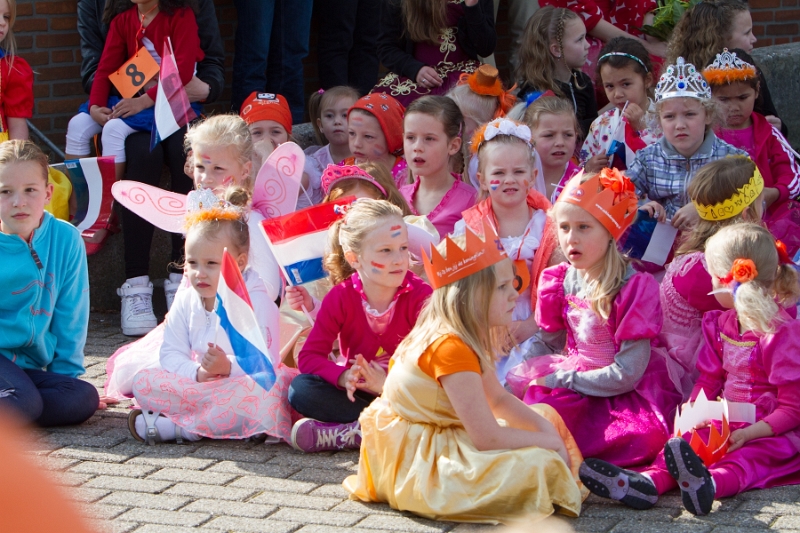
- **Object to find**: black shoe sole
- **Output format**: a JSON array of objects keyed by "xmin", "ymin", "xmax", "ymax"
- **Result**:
[
  {"xmin": 664, "ymin": 437, "xmax": 715, "ymax": 516},
  {"xmin": 579, "ymin": 458, "xmax": 659, "ymax": 510}
]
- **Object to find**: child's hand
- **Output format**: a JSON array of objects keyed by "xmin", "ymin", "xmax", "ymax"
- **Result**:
[
  {"xmin": 640, "ymin": 201, "xmax": 666, "ymax": 223},
  {"xmin": 416, "ymin": 66, "xmax": 443, "ymax": 88},
  {"xmin": 201, "ymin": 343, "xmax": 232, "ymax": 376},
  {"xmin": 337, "ymin": 365, "xmax": 361, "ymax": 402},
  {"xmin": 111, "ymin": 95, "xmax": 154, "ymax": 119},
  {"xmin": 252, "ymin": 138, "xmax": 275, "ymax": 170},
  {"xmin": 89, "ymin": 105, "xmax": 112, "ymax": 126},
  {"xmin": 510, "ymin": 315, "xmax": 539, "ymax": 344},
  {"xmin": 352, "ymin": 354, "xmax": 387, "ymax": 396},
  {"xmin": 285, "ymin": 286, "xmax": 314, "ymax": 312},
  {"xmin": 584, "ymin": 154, "xmax": 609, "ymax": 173},
  {"xmin": 672, "ymin": 202, "xmax": 699, "ymax": 231},
  {"xmin": 197, "ymin": 367, "xmax": 224, "ymax": 383},
  {"xmin": 97, "ymin": 395, "xmax": 120, "ymax": 410},
  {"xmin": 728, "ymin": 420, "xmax": 774, "ymax": 453},
  {"xmin": 623, "ymin": 102, "xmax": 646, "ymax": 131}
]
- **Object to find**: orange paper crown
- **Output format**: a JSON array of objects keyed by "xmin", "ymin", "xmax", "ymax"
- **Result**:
[
  {"xmin": 422, "ymin": 218, "xmax": 508, "ymax": 289},
  {"xmin": 556, "ymin": 168, "xmax": 639, "ymax": 240},
  {"xmin": 674, "ymin": 390, "xmax": 732, "ymax": 466}
]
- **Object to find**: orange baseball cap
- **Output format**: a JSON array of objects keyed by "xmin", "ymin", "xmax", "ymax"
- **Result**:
[{"xmin": 239, "ymin": 92, "xmax": 293, "ymax": 134}]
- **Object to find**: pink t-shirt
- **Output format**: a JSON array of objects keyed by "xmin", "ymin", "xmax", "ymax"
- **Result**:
[
  {"xmin": 401, "ymin": 175, "xmax": 477, "ymax": 237},
  {"xmin": 718, "ymin": 127, "xmax": 756, "ymax": 160}
]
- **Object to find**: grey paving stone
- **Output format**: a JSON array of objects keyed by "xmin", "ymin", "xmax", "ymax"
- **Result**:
[
  {"xmin": 567, "ymin": 517, "xmax": 620, "ymax": 533},
  {"xmin": 709, "ymin": 528, "xmax": 774, "ymax": 532},
  {"xmin": 113, "ymin": 441, "xmax": 201, "ymax": 457},
  {"xmin": 331, "ymin": 500, "xmax": 406, "ymax": 516},
  {"xmin": 609, "ymin": 519, "xmax": 713, "ymax": 533},
  {"xmin": 189, "ymin": 445, "xmax": 274, "ymax": 463},
  {"xmin": 581, "ymin": 503, "xmax": 680, "ymax": 521},
  {"xmin": 79, "ymin": 503, "xmax": 129, "ymax": 520},
  {"xmin": 52, "ymin": 445, "xmax": 141, "ymax": 463},
  {"xmin": 201, "ymin": 516, "xmax": 298, "ymax": 532},
  {"xmin": 68, "ymin": 487, "xmax": 112, "ymax": 503},
  {"xmin": 163, "ymin": 482, "xmax": 258, "ymax": 501},
  {"xmin": 289, "ymin": 467, "xmax": 352, "ymax": 484},
  {"xmin": 132, "ymin": 526, "xmax": 224, "ymax": 533},
  {"xmin": 356, "ymin": 515, "xmax": 452, "ymax": 532},
  {"xmin": 230, "ymin": 475, "xmax": 319, "ymax": 494},
  {"xmin": 99, "ymin": 491, "xmax": 193, "ymax": 511},
  {"xmin": 70, "ymin": 461, "xmax": 158, "ymax": 478},
  {"xmin": 116, "ymin": 508, "xmax": 212, "ymax": 527},
  {"xmin": 770, "ymin": 515, "xmax": 800, "ymax": 529},
  {"xmin": 126, "ymin": 455, "xmax": 217, "ymax": 470},
  {"xmin": 206, "ymin": 460, "xmax": 299, "ymax": 479},
  {"xmin": 52, "ymin": 472, "xmax": 95, "ymax": 487},
  {"xmin": 269, "ymin": 508, "xmax": 365, "ymax": 526},
  {"xmin": 295, "ymin": 527, "xmax": 399, "ymax": 533},
  {"xmin": 267, "ymin": 452, "xmax": 358, "ymax": 471},
  {"xmin": 84, "ymin": 475, "xmax": 174, "ymax": 494},
  {"xmin": 675, "ymin": 510, "xmax": 776, "ymax": 528},
  {"xmin": 92, "ymin": 520, "xmax": 139, "ymax": 533},
  {"xmin": 308, "ymin": 483, "xmax": 351, "ymax": 498},
  {"xmin": 145, "ymin": 467, "xmax": 239, "ymax": 485},
  {"xmin": 740, "ymin": 487, "xmax": 800, "ymax": 502},
  {"xmin": 738, "ymin": 501, "xmax": 800, "ymax": 515},
  {"xmin": 32, "ymin": 456, "xmax": 81, "ymax": 471},
  {"xmin": 448, "ymin": 524, "xmax": 502, "ymax": 532},
  {"xmin": 249, "ymin": 490, "xmax": 344, "ymax": 510},
  {"xmin": 182, "ymin": 499, "xmax": 278, "ymax": 518}
]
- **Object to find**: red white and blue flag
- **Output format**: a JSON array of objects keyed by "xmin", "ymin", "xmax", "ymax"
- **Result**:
[
  {"xmin": 54, "ymin": 156, "xmax": 116, "ymax": 231},
  {"xmin": 260, "ymin": 197, "xmax": 354, "ymax": 286},
  {"xmin": 606, "ymin": 111, "xmax": 646, "ymax": 171},
  {"xmin": 150, "ymin": 38, "xmax": 196, "ymax": 151},
  {"xmin": 216, "ymin": 250, "xmax": 276, "ymax": 392}
]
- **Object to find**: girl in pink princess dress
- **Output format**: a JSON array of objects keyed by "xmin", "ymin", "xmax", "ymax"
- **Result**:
[
  {"xmin": 128, "ymin": 188, "xmax": 296, "ymax": 444},
  {"xmin": 659, "ymin": 156, "xmax": 766, "ymax": 400},
  {"xmin": 505, "ymin": 168, "xmax": 682, "ymax": 468},
  {"xmin": 579, "ymin": 222, "xmax": 800, "ymax": 516}
]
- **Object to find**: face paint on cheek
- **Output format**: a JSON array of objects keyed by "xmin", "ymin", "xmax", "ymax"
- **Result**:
[
  {"xmin": 370, "ymin": 261, "xmax": 386, "ymax": 270},
  {"xmin": 222, "ymin": 176, "xmax": 233, "ymax": 186},
  {"xmin": 490, "ymin": 180, "xmax": 501, "ymax": 191}
]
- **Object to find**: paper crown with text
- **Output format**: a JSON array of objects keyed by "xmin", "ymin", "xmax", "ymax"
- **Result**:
[
  {"xmin": 655, "ymin": 57, "xmax": 711, "ymax": 102},
  {"xmin": 422, "ymin": 218, "xmax": 508, "ymax": 289},
  {"xmin": 693, "ymin": 158, "xmax": 764, "ymax": 221},
  {"xmin": 556, "ymin": 168, "xmax": 639, "ymax": 240}
]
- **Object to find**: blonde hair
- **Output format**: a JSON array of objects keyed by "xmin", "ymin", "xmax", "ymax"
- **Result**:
[
  {"xmin": 308, "ymin": 86, "xmax": 360, "ymax": 145},
  {"xmin": 393, "ymin": 237, "xmax": 512, "ymax": 372},
  {"xmin": 324, "ymin": 199, "xmax": 405, "ymax": 286},
  {"xmin": 678, "ymin": 157, "xmax": 760, "ymax": 255},
  {"xmin": 184, "ymin": 186, "xmax": 251, "ymax": 258},
  {"xmin": 553, "ymin": 200, "xmax": 630, "ymax": 322},
  {"xmin": 0, "ymin": 139, "xmax": 49, "ymax": 183},
  {"xmin": 1, "ymin": 0, "xmax": 17, "ymax": 61},
  {"xmin": 705, "ymin": 223, "xmax": 799, "ymax": 334},
  {"xmin": 667, "ymin": 0, "xmax": 750, "ymax": 70},
  {"xmin": 655, "ymin": 97, "xmax": 722, "ymax": 134},
  {"xmin": 523, "ymin": 95, "xmax": 581, "ymax": 144},
  {"xmin": 517, "ymin": 6, "xmax": 582, "ymax": 98},
  {"xmin": 446, "ymin": 84, "xmax": 500, "ymax": 130},
  {"xmin": 185, "ymin": 114, "xmax": 254, "ymax": 186},
  {"xmin": 474, "ymin": 135, "xmax": 535, "ymax": 200}
]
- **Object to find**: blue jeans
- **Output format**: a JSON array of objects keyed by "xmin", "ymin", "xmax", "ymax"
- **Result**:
[
  {"xmin": 0, "ymin": 355, "xmax": 98, "ymax": 427},
  {"xmin": 288, "ymin": 373, "xmax": 376, "ymax": 424},
  {"xmin": 232, "ymin": 0, "xmax": 313, "ymax": 122}
]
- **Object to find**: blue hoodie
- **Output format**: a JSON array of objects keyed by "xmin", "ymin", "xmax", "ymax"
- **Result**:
[{"xmin": 0, "ymin": 212, "xmax": 89, "ymax": 378}]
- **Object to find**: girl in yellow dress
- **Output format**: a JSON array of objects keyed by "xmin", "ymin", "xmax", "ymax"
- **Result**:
[{"xmin": 343, "ymin": 219, "xmax": 587, "ymax": 524}]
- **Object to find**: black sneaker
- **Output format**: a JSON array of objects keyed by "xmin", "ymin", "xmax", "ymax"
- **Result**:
[
  {"xmin": 664, "ymin": 437, "xmax": 715, "ymax": 515},
  {"xmin": 579, "ymin": 458, "xmax": 659, "ymax": 510}
]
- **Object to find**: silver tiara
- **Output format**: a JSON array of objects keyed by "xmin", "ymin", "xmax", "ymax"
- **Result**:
[
  {"xmin": 655, "ymin": 57, "xmax": 711, "ymax": 102},
  {"xmin": 706, "ymin": 48, "xmax": 753, "ymax": 72},
  {"xmin": 186, "ymin": 187, "xmax": 224, "ymax": 213}
]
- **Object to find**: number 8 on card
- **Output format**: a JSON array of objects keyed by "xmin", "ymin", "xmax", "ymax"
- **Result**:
[{"xmin": 111, "ymin": 47, "xmax": 160, "ymax": 99}]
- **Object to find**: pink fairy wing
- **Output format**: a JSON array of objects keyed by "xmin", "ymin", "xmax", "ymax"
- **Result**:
[
  {"xmin": 112, "ymin": 181, "xmax": 187, "ymax": 233},
  {"xmin": 252, "ymin": 142, "xmax": 304, "ymax": 219}
]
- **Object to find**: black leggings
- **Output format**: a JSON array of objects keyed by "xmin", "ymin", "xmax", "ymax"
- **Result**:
[{"xmin": 121, "ymin": 130, "xmax": 193, "ymax": 279}]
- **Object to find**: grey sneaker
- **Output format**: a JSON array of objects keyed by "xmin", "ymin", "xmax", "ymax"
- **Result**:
[
  {"xmin": 290, "ymin": 418, "xmax": 362, "ymax": 453},
  {"xmin": 117, "ymin": 281, "xmax": 157, "ymax": 336},
  {"xmin": 163, "ymin": 276, "xmax": 182, "ymax": 311}
]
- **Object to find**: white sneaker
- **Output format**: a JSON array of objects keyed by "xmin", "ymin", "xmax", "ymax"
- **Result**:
[
  {"xmin": 163, "ymin": 274, "xmax": 183, "ymax": 311},
  {"xmin": 117, "ymin": 281, "xmax": 157, "ymax": 336}
]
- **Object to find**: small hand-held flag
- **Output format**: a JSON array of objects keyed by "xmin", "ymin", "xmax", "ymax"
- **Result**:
[
  {"xmin": 151, "ymin": 38, "xmax": 196, "ymax": 151},
  {"xmin": 216, "ymin": 249, "xmax": 277, "ymax": 392},
  {"xmin": 606, "ymin": 104, "xmax": 646, "ymax": 171}
]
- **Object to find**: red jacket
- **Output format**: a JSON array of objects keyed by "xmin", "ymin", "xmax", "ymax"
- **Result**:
[
  {"xmin": 89, "ymin": 6, "xmax": 203, "ymax": 108},
  {"xmin": 719, "ymin": 112, "xmax": 800, "ymax": 215}
]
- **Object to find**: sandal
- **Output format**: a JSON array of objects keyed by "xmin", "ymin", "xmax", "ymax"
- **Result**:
[{"xmin": 127, "ymin": 408, "xmax": 183, "ymax": 445}]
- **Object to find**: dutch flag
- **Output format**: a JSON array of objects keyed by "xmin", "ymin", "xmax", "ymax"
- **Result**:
[
  {"xmin": 259, "ymin": 197, "xmax": 354, "ymax": 286},
  {"xmin": 52, "ymin": 156, "xmax": 116, "ymax": 232},
  {"xmin": 150, "ymin": 38, "xmax": 197, "ymax": 151},
  {"xmin": 216, "ymin": 249, "xmax": 277, "ymax": 392},
  {"xmin": 606, "ymin": 109, "xmax": 647, "ymax": 171}
]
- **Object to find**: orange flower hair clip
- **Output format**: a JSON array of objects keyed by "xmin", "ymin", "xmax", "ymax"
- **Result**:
[{"xmin": 719, "ymin": 258, "xmax": 758, "ymax": 285}]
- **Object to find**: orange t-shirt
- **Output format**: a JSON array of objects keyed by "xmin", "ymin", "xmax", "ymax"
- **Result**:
[{"xmin": 418, "ymin": 334, "xmax": 482, "ymax": 385}]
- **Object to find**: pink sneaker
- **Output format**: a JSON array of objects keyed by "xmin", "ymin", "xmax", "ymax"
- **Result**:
[{"xmin": 290, "ymin": 418, "xmax": 362, "ymax": 452}]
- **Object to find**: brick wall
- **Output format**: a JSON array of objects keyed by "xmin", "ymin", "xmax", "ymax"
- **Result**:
[
  {"xmin": 750, "ymin": 0, "xmax": 800, "ymax": 46},
  {"xmin": 12, "ymin": 0, "xmax": 792, "ymax": 152}
]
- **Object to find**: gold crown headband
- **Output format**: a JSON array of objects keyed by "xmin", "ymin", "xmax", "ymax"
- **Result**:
[{"xmin": 693, "ymin": 166, "xmax": 764, "ymax": 221}]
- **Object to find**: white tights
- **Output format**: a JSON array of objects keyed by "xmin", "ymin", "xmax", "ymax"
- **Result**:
[{"xmin": 65, "ymin": 113, "xmax": 137, "ymax": 162}]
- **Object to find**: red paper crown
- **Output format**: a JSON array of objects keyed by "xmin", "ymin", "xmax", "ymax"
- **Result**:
[
  {"xmin": 422, "ymin": 218, "xmax": 507, "ymax": 289},
  {"xmin": 557, "ymin": 168, "xmax": 639, "ymax": 240}
]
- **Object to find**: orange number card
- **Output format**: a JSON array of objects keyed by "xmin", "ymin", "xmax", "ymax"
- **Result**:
[{"xmin": 110, "ymin": 47, "xmax": 160, "ymax": 99}]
